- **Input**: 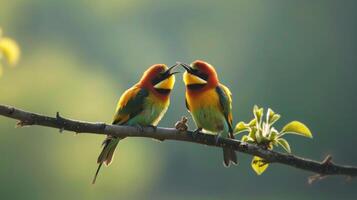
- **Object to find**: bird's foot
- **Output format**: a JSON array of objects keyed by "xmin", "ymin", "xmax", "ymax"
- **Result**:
[
  {"xmin": 135, "ymin": 125, "xmax": 144, "ymax": 133},
  {"xmin": 215, "ymin": 134, "xmax": 222, "ymax": 145},
  {"xmin": 146, "ymin": 125, "xmax": 157, "ymax": 132},
  {"xmin": 192, "ymin": 128, "xmax": 202, "ymax": 139}
]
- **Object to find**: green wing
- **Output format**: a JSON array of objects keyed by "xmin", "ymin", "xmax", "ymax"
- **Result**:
[
  {"xmin": 112, "ymin": 87, "xmax": 149, "ymax": 125},
  {"xmin": 185, "ymin": 98, "xmax": 190, "ymax": 111},
  {"xmin": 216, "ymin": 84, "xmax": 233, "ymax": 135}
]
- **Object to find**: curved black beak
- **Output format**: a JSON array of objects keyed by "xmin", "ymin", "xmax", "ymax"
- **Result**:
[
  {"xmin": 178, "ymin": 62, "xmax": 194, "ymax": 73},
  {"xmin": 163, "ymin": 63, "xmax": 180, "ymax": 77}
]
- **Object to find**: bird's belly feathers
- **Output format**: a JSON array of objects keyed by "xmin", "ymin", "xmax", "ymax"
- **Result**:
[
  {"xmin": 127, "ymin": 94, "xmax": 169, "ymax": 126},
  {"xmin": 192, "ymin": 107, "xmax": 227, "ymax": 134},
  {"xmin": 186, "ymin": 89, "xmax": 228, "ymax": 134}
]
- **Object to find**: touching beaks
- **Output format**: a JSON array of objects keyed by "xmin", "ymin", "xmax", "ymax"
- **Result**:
[
  {"xmin": 178, "ymin": 62, "xmax": 193, "ymax": 73},
  {"xmin": 164, "ymin": 63, "xmax": 180, "ymax": 77}
]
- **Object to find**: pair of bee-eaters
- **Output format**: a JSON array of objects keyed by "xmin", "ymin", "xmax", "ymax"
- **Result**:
[{"xmin": 92, "ymin": 60, "xmax": 237, "ymax": 184}]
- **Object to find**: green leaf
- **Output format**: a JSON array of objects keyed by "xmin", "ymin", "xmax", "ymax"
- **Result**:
[
  {"xmin": 241, "ymin": 135, "xmax": 248, "ymax": 142},
  {"xmin": 261, "ymin": 122, "xmax": 268, "ymax": 137},
  {"xmin": 247, "ymin": 118, "xmax": 257, "ymax": 127},
  {"xmin": 255, "ymin": 129, "xmax": 263, "ymax": 143},
  {"xmin": 277, "ymin": 138, "xmax": 291, "ymax": 153},
  {"xmin": 272, "ymin": 139, "xmax": 279, "ymax": 147},
  {"xmin": 266, "ymin": 108, "xmax": 274, "ymax": 121},
  {"xmin": 270, "ymin": 114, "xmax": 281, "ymax": 125},
  {"xmin": 253, "ymin": 105, "xmax": 264, "ymax": 123},
  {"xmin": 234, "ymin": 122, "xmax": 249, "ymax": 134},
  {"xmin": 281, "ymin": 121, "xmax": 313, "ymax": 138},
  {"xmin": 253, "ymin": 105, "xmax": 259, "ymax": 113},
  {"xmin": 251, "ymin": 156, "xmax": 269, "ymax": 175},
  {"xmin": 248, "ymin": 127, "xmax": 257, "ymax": 141},
  {"xmin": 269, "ymin": 128, "xmax": 278, "ymax": 141},
  {"xmin": 266, "ymin": 108, "xmax": 280, "ymax": 124},
  {"xmin": 241, "ymin": 135, "xmax": 254, "ymax": 143}
]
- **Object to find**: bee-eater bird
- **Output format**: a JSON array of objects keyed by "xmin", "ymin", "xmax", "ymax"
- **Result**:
[
  {"xmin": 181, "ymin": 60, "xmax": 237, "ymax": 167},
  {"xmin": 92, "ymin": 64, "xmax": 177, "ymax": 184}
]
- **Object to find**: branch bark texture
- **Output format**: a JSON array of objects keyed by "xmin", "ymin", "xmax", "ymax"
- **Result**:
[{"xmin": 1, "ymin": 104, "xmax": 356, "ymax": 178}]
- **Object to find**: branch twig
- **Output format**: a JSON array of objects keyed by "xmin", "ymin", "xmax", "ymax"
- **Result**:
[{"xmin": 1, "ymin": 104, "xmax": 357, "ymax": 180}]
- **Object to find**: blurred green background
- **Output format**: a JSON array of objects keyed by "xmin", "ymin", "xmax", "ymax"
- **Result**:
[{"xmin": 1, "ymin": 0, "xmax": 357, "ymax": 199}]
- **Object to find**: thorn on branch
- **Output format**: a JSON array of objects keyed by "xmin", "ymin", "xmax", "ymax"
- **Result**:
[
  {"xmin": 56, "ymin": 112, "xmax": 62, "ymax": 120},
  {"xmin": 322, "ymin": 154, "xmax": 333, "ymax": 165},
  {"xmin": 308, "ymin": 155, "xmax": 334, "ymax": 184},
  {"xmin": 56, "ymin": 112, "xmax": 66, "ymax": 133}
]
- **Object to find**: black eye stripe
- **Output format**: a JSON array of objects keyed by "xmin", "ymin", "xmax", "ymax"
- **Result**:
[
  {"xmin": 151, "ymin": 77, "xmax": 162, "ymax": 85},
  {"xmin": 192, "ymin": 70, "xmax": 208, "ymax": 80},
  {"xmin": 151, "ymin": 73, "xmax": 166, "ymax": 85},
  {"xmin": 197, "ymin": 73, "xmax": 208, "ymax": 80}
]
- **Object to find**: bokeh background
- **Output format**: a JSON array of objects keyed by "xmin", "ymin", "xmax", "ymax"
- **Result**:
[{"xmin": 1, "ymin": 0, "xmax": 357, "ymax": 199}]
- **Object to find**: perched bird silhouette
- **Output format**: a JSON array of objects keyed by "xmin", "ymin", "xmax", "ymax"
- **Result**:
[
  {"xmin": 181, "ymin": 60, "xmax": 237, "ymax": 167},
  {"xmin": 93, "ymin": 64, "xmax": 177, "ymax": 184}
]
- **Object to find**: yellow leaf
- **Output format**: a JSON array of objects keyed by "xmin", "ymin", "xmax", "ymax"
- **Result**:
[
  {"xmin": 0, "ymin": 64, "xmax": 3, "ymax": 77},
  {"xmin": 277, "ymin": 138, "xmax": 291, "ymax": 153},
  {"xmin": 234, "ymin": 122, "xmax": 249, "ymax": 134},
  {"xmin": 253, "ymin": 105, "xmax": 264, "ymax": 123},
  {"xmin": 241, "ymin": 135, "xmax": 254, "ymax": 143},
  {"xmin": 251, "ymin": 156, "xmax": 269, "ymax": 175},
  {"xmin": 0, "ymin": 37, "xmax": 20, "ymax": 66},
  {"xmin": 281, "ymin": 121, "xmax": 313, "ymax": 138},
  {"xmin": 267, "ymin": 108, "xmax": 275, "ymax": 121},
  {"xmin": 248, "ymin": 127, "xmax": 257, "ymax": 141},
  {"xmin": 247, "ymin": 118, "xmax": 257, "ymax": 127}
]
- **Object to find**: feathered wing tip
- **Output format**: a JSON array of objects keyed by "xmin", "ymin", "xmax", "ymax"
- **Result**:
[
  {"xmin": 223, "ymin": 147, "xmax": 238, "ymax": 168},
  {"xmin": 92, "ymin": 137, "xmax": 120, "ymax": 184}
]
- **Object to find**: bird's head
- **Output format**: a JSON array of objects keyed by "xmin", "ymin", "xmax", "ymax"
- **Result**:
[
  {"xmin": 139, "ymin": 64, "xmax": 178, "ymax": 95},
  {"xmin": 181, "ymin": 60, "xmax": 219, "ymax": 89}
]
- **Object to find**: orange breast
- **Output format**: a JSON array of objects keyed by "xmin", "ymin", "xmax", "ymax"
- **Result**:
[{"xmin": 186, "ymin": 88, "xmax": 220, "ymax": 111}]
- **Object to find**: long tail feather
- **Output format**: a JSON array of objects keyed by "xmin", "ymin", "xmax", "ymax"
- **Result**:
[
  {"xmin": 92, "ymin": 137, "xmax": 120, "ymax": 184},
  {"xmin": 92, "ymin": 162, "xmax": 103, "ymax": 184},
  {"xmin": 223, "ymin": 148, "xmax": 238, "ymax": 167},
  {"xmin": 223, "ymin": 131, "xmax": 238, "ymax": 167}
]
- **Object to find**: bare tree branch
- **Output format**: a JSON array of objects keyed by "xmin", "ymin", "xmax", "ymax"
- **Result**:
[{"xmin": 1, "ymin": 104, "xmax": 356, "ymax": 180}]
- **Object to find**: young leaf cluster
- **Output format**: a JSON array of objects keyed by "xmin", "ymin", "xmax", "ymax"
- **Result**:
[{"xmin": 234, "ymin": 105, "xmax": 313, "ymax": 175}]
